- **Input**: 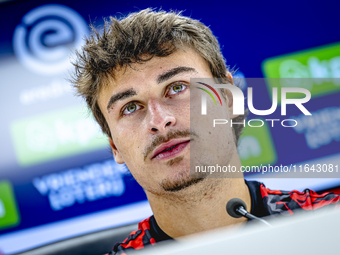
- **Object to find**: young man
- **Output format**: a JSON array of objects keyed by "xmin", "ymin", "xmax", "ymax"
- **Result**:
[{"xmin": 72, "ymin": 9, "xmax": 340, "ymax": 254}]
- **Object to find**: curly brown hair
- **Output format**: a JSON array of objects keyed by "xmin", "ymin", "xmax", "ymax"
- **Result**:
[{"xmin": 72, "ymin": 8, "xmax": 246, "ymax": 144}]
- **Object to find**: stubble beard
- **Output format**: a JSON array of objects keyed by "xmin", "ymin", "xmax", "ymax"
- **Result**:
[
  {"xmin": 161, "ymin": 176, "xmax": 205, "ymax": 192},
  {"xmin": 160, "ymin": 158, "xmax": 210, "ymax": 192}
]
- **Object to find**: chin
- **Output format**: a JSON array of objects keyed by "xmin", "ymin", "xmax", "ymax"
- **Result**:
[{"xmin": 160, "ymin": 165, "xmax": 205, "ymax": 192}]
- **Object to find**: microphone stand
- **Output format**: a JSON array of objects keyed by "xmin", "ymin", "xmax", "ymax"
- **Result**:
[{"xmin": 235, "ymin": 206, "xmax": 272, "ymax": 227}]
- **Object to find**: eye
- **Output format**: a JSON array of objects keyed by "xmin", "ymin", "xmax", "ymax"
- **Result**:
[
  {"xmin": 167, "ymin": 83, "xmax": 187, "ymax": 96},
  {"xmin": 122, "ymin": 102, "xmax": 141, "ymax": 116}
]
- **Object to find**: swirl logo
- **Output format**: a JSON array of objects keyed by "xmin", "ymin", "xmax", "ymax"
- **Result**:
[{"xmin": 13, "ymin": 4, "xmax": 88, "ymax": 75}]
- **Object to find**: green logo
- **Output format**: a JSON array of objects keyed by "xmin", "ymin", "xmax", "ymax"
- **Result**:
[
  {"xmin": 0, "ymin": 181, "xmax": 20, "ymax": 230},
  {"xmin": 10, "ymin": 105, "xmax": 109, "ymax": 166},
  {"xmin": 238, "ymin": 120, "xmax": 277, "ymax": 167},
  {"xmin": 262, "ymin": 42, "xmax": 340, "ymax": 101}
]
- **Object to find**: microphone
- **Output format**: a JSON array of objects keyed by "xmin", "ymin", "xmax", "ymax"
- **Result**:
[{"xmin": 226, "ymin": 198, "xmax": 272, "ymax": 227}]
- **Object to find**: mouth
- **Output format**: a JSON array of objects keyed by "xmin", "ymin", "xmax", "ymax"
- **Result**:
[{"xmin": 151, "ymin": 139, "xmax": 190, "ymax": 160}]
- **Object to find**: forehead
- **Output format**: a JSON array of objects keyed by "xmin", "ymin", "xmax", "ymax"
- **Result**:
[{"xmin": 97, "ymin": 48, "xmax": 211, "ymax": 111}]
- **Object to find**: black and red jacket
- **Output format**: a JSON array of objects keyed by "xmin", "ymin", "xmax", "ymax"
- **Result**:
[{"xmin": 109, "ymin": 180, "xmax": 340, "ymax": 254}]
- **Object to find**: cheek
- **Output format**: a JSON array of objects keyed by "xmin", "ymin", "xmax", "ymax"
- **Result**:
[
  {"xmin": 172, "ymin": 99, "xmax": 191, "ymax": 124},
  {"xmin": 111, "ymin": 122, "xmax": 143, "ymax": 159}
]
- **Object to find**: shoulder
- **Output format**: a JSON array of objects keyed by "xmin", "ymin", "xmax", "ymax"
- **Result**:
[
  {"xmin": 112, "ymin": 216, "xmax": 156, "ymax": 255},
  {"xmin": 258, "ymin": 182, "xmax": 340, "ymax": 215}
]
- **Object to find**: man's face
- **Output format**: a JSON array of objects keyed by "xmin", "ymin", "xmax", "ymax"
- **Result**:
[{"xmin": 98, "ymin": 48, "xmax": 238, "ymax": 195}]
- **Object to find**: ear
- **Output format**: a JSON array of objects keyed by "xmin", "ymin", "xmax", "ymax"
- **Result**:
[
  {"xmin": 109, "ymin": 137, "xmax": 125, "ymax": 164},
  {"xmin": 222, "ymin": 72, "xmax": 239, "ymax": 119}
]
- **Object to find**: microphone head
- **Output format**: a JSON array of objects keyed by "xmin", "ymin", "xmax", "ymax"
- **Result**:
[{"xmin": 226, "ymin": 198, "xmax": 247, "ymax": 218}]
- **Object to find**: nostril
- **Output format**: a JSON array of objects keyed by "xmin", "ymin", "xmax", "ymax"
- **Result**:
[
  {"xmin": 165, "ymin": 122, "xmax": 171, "ymax": 126},
  {"xmin": 151, "ymin": 128, "xmax": 158, "ymax": 132}
]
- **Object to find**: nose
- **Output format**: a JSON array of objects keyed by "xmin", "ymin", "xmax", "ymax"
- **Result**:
[{"xmin": 147, "ymin": 99, "xmax": 176, "ymax": 134}]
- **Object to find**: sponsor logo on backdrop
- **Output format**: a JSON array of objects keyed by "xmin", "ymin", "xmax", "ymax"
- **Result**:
[
  {"xmin": 10, "ymin": 106, "xmax": 108, "ymax": 166},
  {"xmin": 33, "ymin": 160, "xmax": 128, "ymax": 211},
  {"xmin": 0, "ymin": 181, "xmax": 20, "ymax": 230},
  {"xmin": 262, "ymin": 42, "xmax": 340, "ymax": 98},
  {"xmin": 13, "ymin": 4, "xmax": 88, "ymax": 75}
]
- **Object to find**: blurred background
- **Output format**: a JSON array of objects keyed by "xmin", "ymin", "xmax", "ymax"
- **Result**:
[{"xmin": 0, "ymin": 0, "xmax": 339, "ymax": 254}]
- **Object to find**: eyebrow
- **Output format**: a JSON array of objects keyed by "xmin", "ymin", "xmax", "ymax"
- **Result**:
[
  {"xmin": 157, "ymin": 66, "xmax": 196, "ymax": 84},
  {"xmin": 107, "ymin": 88, "xmax": 137, "ymax": 112},
  {"xmin": 106, "ymin": 66, "xmax": 197, "ymax": 113}
]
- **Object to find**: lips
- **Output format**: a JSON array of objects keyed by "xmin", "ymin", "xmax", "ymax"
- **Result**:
[{"xmin": 151, "ymin": 138, "xmax": 190, "ymax": 160}]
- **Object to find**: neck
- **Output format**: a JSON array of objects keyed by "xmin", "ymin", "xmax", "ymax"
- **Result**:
[{"xmin": 146, "ymin": 177, "xmax": 251, "ymax": 238}]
